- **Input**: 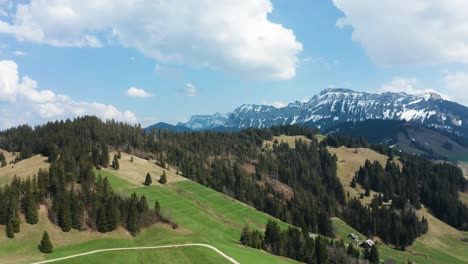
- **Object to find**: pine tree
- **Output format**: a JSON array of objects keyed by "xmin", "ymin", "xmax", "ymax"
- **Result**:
[
  {"xmin": 112, "ymin": 154, "xmax": 119, "ymax": 170},
  {"xmin": 106, "ymin": 198, "xmax": 119, "ymax": 231},
  {"xmin": 39, "ymin": 231, "xmax": 53, "ymax": 253},
  {"xmin": 350, "ymin": 177, "xmax": 357, "ymax": 188},
  {"xmin": 100, "ymin": 145, "xmax": 109, "ymax": 168},
  {"xmin": 159, "ymin": 171, "xmax": 167, "ymax": 185},
  {"xmin": 97, "ymin": 207, "xmax": 108, "ymax": 233},
  {"xmin": 137, "ymin": 196, "xmax": 149, "ymax": 214},
  {"xmin": 0, "ymin": 152, "xmax": 6, "ymax": 167},
  {"xmin": 6, "ymin": 219, "xmax": 14, "ymax": 238},
  {"xmin": 70, "ymin": 191, "xmax": 84, "ymax": 230},
  {"xmin": 126, "ymin": 194, "xmax": 140, "ymax": 235},
  {"xmin": 154, "ymin": 201, "xmax": 161, "ymax": 217},
  {"xmin": 24, "ymin": 186, "xmax": 38, "ymax": 225},
  {"xmin": 240, "ymin": 226, "xmax": 250, "ymax": 245},
  {"xmin": 144, "ymin": 173, "xmax": 152, "ymax": 186},
  {"xmin": 59, "ymin": 194, "xmax": 72, "ymax": 232},
  {"xmin": 368, "ymin": 246, "xmax": 379, "ymax": 264}
]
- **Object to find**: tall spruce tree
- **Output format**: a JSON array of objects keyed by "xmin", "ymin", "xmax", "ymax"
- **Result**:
[
  {"xmin": 159, "ymin": 171, "xmax": 167, "ymax": 185},
  {"xmin": 23, "ymin": 180, "xmax": 38, "ymax": 225},
  {"xmin": 59, "ymin": 194, "xmax": 72, "ymax": 232},
  {"xmin": 154, "ymin": 201, "xmax": 161, "ymax": 217},
  {"xmin": 6, "ymin": 219, "xmax": 14, "ymax": 238},
  {"xmin": 0, "ymin": 152, "xmax": 6, "ymax": 167},
  {"xmin": 100, "ymin": 145, "xmax": 110, "ymax": 168},
  {"xmin": 144, "ymin": 173, "xmax": 152, "ymax": 186},
  {"xmin": 39, "ymin": 231, "xmax": 53, "ymax": 253},
  {"xmin": 112, "ymin": 154, "xmax": 120, "ymax": 170}
]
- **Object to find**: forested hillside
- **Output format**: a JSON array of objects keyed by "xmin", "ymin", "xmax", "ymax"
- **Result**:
[{"xmin": 0, "ymin": 116, "xmax": 466, "ymax": 263}]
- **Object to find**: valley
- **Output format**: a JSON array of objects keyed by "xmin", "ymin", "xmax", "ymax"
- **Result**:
[{"xmin": 0, "ymin": 120, "xmax": 466, "ymax": 264}]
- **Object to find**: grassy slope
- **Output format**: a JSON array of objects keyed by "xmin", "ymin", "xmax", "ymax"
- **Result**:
[
  {"xmin": 103, "ymin": 152, "xmax": 187, "ymax": 186},
  {"xmin": 0, "ymin": 148, "xmax": 50, "ymax": 186},
  {"xmin": 0, "ymin": 159, "xmax": 296, "ymax": 264},
  {"xmin": 61, "ymin": 246, "xmax": 230, "ymax": 264},
  {"xmin": 263, "ymin": 135, "xmax": 311, "ymax": 149},
  {"xmin": 330, "ymin": 147, "xmax": 468, "ymax": 264},
  {"xmin": 328, "ymin": 147, "xmax": 397, "ymax": 205}
]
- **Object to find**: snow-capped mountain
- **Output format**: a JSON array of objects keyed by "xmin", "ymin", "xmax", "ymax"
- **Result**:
[
  {"xmin": 176, "ymin": 112, "xmax": 229, "ymax": 130},
  {"xmin": 174, "ymin": 88, "xmax": 468, "ymax": 137}
]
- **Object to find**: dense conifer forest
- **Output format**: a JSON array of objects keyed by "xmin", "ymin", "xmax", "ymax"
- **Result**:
[{"xmin": 0, "ymin": 116, "xmax": 466, "ymax": 256}]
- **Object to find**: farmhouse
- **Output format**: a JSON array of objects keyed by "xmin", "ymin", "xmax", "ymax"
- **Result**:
[{"xmin": 360, "ymin": 239, "xmax": 375, "ymax": 248}]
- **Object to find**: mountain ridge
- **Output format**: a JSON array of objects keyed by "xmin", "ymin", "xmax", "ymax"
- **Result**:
[{"xmin": 150, "ymin": 88, "xmax": 468, "ymax": 140}]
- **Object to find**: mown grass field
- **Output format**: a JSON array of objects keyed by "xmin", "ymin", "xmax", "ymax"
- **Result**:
[
  {"xmin": 0, "ymin": 159, "xmax": 297, "ymax": 264},
  {"xmin": 60, "ymin": 246, "xmax": 230, "ymax": 264}
]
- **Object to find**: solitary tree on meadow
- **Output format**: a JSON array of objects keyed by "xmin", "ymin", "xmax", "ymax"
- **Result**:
[
  {"xmin": 39, "ymin": 231, "xmax": 53, "ymax": 253},
  {"xmin": 144, "ymin": 173, "xmax": 152, "ymax": 186},
  {"xmin": 159, "ymin": 171, "xmax": 167, "ymax": 184}
]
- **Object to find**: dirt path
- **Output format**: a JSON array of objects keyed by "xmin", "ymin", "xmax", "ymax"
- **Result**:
[{"xmin": 31, "ymin": 244, "xmax": 240, "ymax": 264}]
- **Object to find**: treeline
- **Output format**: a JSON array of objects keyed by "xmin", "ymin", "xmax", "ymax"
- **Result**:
[
  {"xmin": 321, "ymin": 134, "xmax": 369, "ymax": 148},
  {"xmin": 354, "ymin": 157, "xmax": 467, "ymax": 231},
  {"xmin": 240, "ymin": 220, "xmax": 379, "ymax": 264},
  {"xmin": 0, "ymin": 116, "xmax": 147, "ymax": 162}
]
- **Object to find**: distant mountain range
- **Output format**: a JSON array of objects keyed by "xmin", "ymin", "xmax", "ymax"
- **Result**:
[{"xmin": 147, "ymin": 88, "xmax": 468, "ymax": 138}]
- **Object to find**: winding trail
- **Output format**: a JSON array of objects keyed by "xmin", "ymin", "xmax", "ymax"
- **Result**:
[{"xmin": 32, "ymin": 243, "xmax": 240, "ymax": 264}]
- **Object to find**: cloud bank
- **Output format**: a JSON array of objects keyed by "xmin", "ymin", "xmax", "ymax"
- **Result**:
[
  {"xmin": 333, "ymin": 0, "xmax": 468, "ymax": 66},
  {"xmin": 0, "ymin": 0, "xmax": 302, "ymax": 80},
  {"xmin": 0, "ymin": 60, "xmax": 137, "ymax": 129}
]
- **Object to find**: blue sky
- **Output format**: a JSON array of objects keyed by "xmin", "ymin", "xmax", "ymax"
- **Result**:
[{"xmin": 0, "ymin": 0, "xmax": 468, "ymax": 128}]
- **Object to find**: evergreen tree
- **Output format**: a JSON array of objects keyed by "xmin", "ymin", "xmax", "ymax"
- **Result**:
[
  {"xmin": 6, "ymin": 219, "xmax": 14, "ymax": 238},
  {"xmin": 154, "ymin": 201, "xmax": 161, "ymax": 217},
  {"xmin": 12, "ymin": 217, "xmax": 20, "ymax": 233},
  {"xmin": 97, "ymin": 207, "xmax": 108, "ymax": 233},
  {"xmin": 59, "ymin": 194, "xmax": 72, "ymax": 232},
  {"xmin": 144, "ymin": 173, "xmax": 152, "ymax": 186},
  {"xmin": 350, "ymin": 177, "xmax": 357, "ymax": 188},
  {"xmin": 70, "ymin": 192, "xmax": 84, "ymax": 230},
  {"xmin": 0, "ymin": 152, "xmax": 6, "ymax": 167},
  {"xmin": 100, "ymin": 145, "xmax": 110, "ymax": 167},
  {"xmin": 39, "ymin": 231, "xmax": 53, "ymax": 253},
  {"xmin": 24, "ymin": 189, "xmax": 38, "ymax": 224},
  {"xmin": 112, "ymin": 154, "xmax": 119, "ymax": 170},
  {"xmin": 240, "ymin": 226, "xmax": 250, "ymax": 245},
  {"xmin": 368, "ymin": 246, "xmax": 379, "ymax": 264},
  {"xmin": 137, "ymin": 196, "xmax": 149, "ymax": 214},
  {"xmin": 159, "ymin": 171, "xmax": 167, "ymax": 185},
  {"xmin": 126, "ymin": 194, "xmax": 140, "ymax": 235},
  {"xmin": 106, "ymin": 198, "xmax": 119, "ymax": 231}
]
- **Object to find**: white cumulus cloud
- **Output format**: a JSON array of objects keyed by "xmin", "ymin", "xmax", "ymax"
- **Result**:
[
  {"xmin": 443, "ymin": 72, "xmax": 468, "ymax": 106},
  {"xmin": 126, "ymin": 87, "xmax": 153, "ymax": 98},
  {"xmin": 380, "ymin": 76, "xmax": 449, "ymax": 99},
  {"xmin": 0, "ymin": 0, "xmax": 302, "ymax": 80},
  {"xmin": 182, "ymin": 83, "xmax": 197, "ymax": 97},
  {"xmin": 333, "ymin": 0, "xmax": 468, "ymax": 66},
  {"xmin": 0, "ymin": 60, "xmax": 137, "ymax": 129}
]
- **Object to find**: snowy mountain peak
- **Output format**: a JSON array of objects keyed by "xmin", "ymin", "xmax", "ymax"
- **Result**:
[{"xmin": 175, "ymin": 88, "xmax": 468, "ymax": 137}]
